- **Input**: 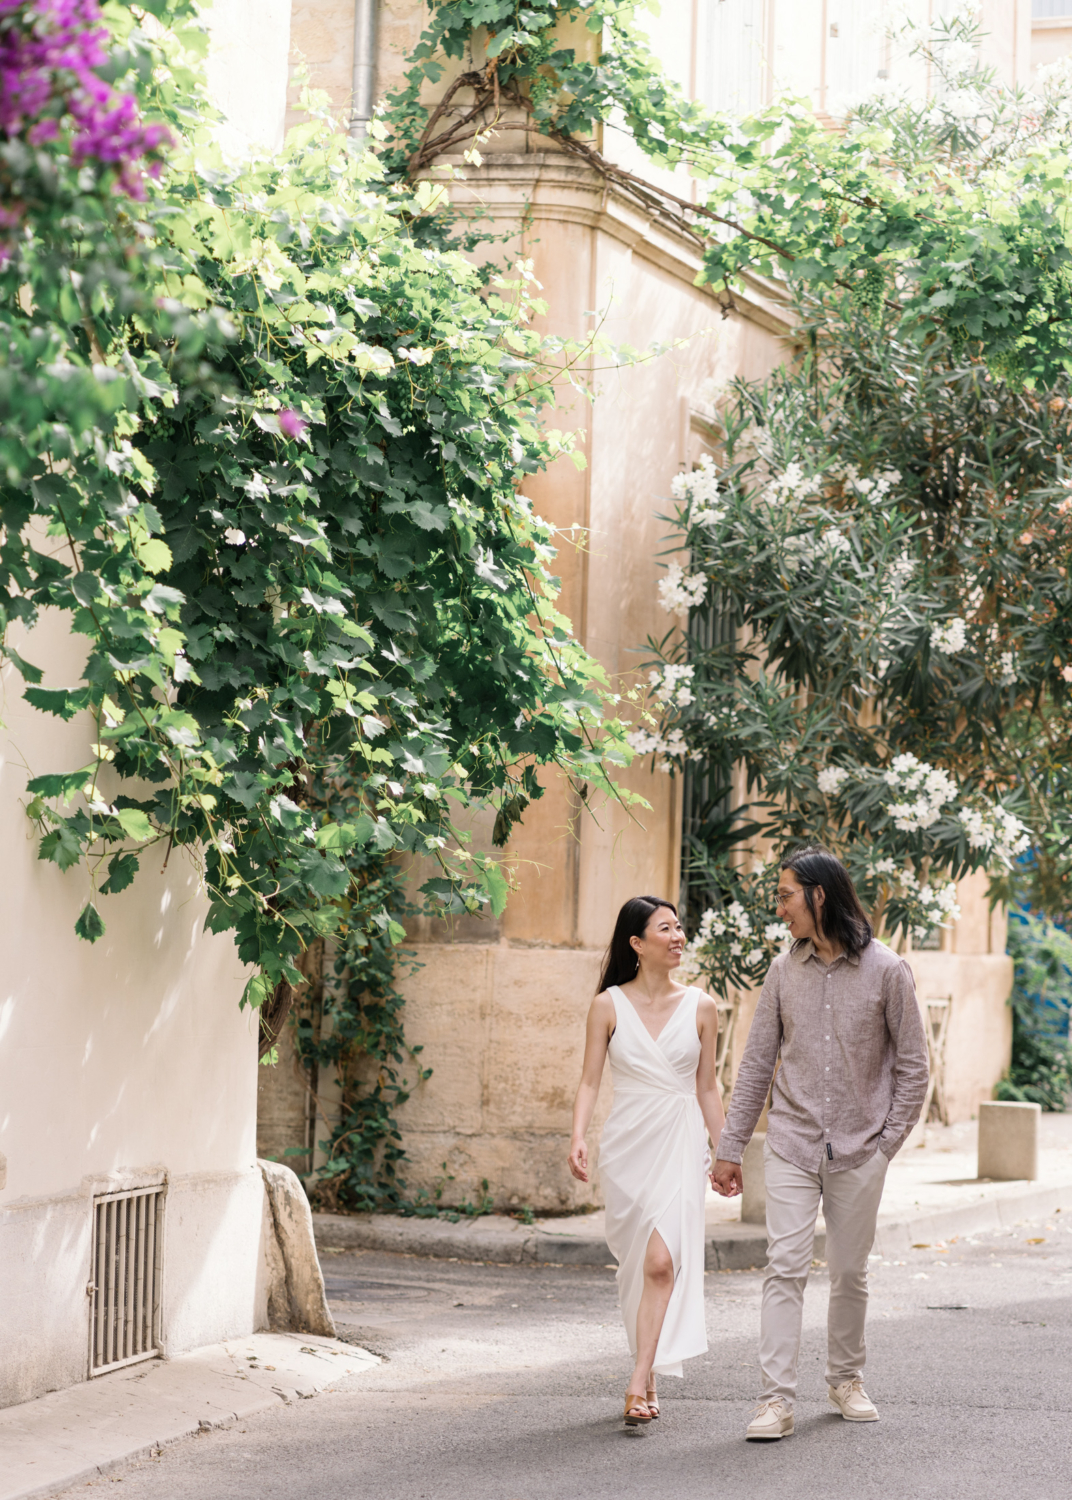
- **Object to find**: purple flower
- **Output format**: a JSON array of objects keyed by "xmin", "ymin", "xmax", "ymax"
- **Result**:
[
  {"xmin": 0, "ymin": 0, "xmax": 171, "ymax": 222},
  {"xmin": 278, "ymin": 408, "xmax": 308, "ymax": 440}
]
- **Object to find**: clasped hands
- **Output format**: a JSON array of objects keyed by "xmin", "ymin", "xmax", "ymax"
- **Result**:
[{"xmin": 709, "ymin": 1159, "xmax": 743, "ymax": 1197}]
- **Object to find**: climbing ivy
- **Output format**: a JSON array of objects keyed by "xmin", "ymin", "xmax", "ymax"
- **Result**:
[
  {"xmin": 1, "ymin": 1, "xmax": 635, "ymax": 1054},
  {"xmin": 385, "ymin": 3, "xmax": 1072, "ymax": 390}
]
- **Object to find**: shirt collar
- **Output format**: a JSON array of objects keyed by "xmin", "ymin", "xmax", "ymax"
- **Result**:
[{"xmin": 793, "ymin": 939, "xmax": 859, "ymax": 968}]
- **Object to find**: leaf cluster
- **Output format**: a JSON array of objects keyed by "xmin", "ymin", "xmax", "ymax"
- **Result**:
[
  {"xmin": 382, "ymin": 4, "xmax": 1072, "ymax": 390},
  {"xmin": 639, "ymin": 287, "xmax": 1072, "ymax": 962},
  {"xmin": 2, "ymin": 6, "xmax": 633, "ymax": 1011},
  {"xmin": 996, "ymin": 910, "xmax": 1072, "ymax": 1110}
]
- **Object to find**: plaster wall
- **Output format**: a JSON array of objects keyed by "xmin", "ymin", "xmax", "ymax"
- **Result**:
[
  {"xmin": 1032, "ymin": 18, "xmax": 1072, "ymax": 74},
  {"xmin": 205, "ymin": 0, "xmax": 292, "ymax": 156},
  {"xmin": 0, "ymin": 0, "xmax": 295, "ymax": 1411},
  {"xmin": 368, "ymin": 158, "xmax": 788, "ymax": 1207},
  {"xmin": 0, "ymin": 612, "xmax": 262, "ymax": 1409}
]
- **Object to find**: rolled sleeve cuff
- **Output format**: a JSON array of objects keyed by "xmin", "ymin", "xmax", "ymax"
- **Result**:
[{"xmin": 714, "ymin": 1135, "xmax": 745, "ymax": 1165}]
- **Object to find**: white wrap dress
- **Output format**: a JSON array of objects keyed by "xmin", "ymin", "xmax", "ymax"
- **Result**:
[{"xmin": 599, "ymin": 986, "xmax": 709, "ymax": 1377}]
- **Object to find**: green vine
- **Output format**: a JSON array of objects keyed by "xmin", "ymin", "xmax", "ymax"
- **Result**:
[
  {"xmin": 12, "ymin": 0, "xmax": 1072, "ymax": 1205},
  {"xmin": 3, "ymin": 4, "xmax": 636, "ymax": 1020},
  {"xmin": 384, "ymin": 3, "xmax": 1072, "ymax": 390}
]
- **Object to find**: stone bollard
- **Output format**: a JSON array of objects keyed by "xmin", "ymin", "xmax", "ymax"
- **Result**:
[
  {"xmin": 741, "ymin": 1132, "xmax": 767, "ymax": 1223},
  {"xmin": 977, "ymin": 1100, "xmax": 1040, "ymax": 1181}
]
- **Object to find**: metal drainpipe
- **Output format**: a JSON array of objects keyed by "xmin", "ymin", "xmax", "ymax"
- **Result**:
[{"xmin": 350, "ymin": 0, "xmax": 378, "ymax": 141}]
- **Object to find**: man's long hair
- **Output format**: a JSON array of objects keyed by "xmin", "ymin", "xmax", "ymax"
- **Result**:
[
  {"xmin": 780, "ymin": 846, "xmax": 873, "ymax": 958},
  {"xmin": 596, "ymin": 895, "xmax": 677, "ymax": 993}
]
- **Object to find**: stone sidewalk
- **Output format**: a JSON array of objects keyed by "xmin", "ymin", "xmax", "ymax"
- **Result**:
[
  {"xmin": 313, "ymin": 1113, "xmax": 1072, "ymax": 1270},
  {"xmin": 0, "ymin": 1334, "xmax": 378, "ymax": 1500}
]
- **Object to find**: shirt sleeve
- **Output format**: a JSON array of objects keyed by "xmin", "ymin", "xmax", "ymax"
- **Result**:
[
  {"xmin": 715, "ymin": 960, "xmax": 783, "ymax": 1164},
  {"xmin": 876, "ymin": 957, "xmax": 930, "ymax": 1159}
]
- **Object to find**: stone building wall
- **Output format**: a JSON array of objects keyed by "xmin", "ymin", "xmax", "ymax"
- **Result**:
[{"xmin": 255, "ymin": 0, "xmax": 1020, "ymax": 1213}]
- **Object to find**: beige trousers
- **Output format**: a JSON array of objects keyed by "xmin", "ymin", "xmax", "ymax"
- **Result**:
[{"xmin": 759, "ymin": 1139, "xmax": 889, "ymax": 1406}]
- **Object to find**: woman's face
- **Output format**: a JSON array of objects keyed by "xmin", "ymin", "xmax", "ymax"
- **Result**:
[{"xmin": 632, "ymin": 906, "xmax": 685, "ymax": 969}]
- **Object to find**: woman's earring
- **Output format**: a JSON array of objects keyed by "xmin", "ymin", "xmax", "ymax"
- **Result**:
[{"xmin": 635, "ymin": 955, "xmax": 641, "ymax": 974}]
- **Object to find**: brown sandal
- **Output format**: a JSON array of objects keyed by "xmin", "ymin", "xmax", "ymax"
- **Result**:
[
  {"xmin": 646, "ymin": 1385, "xmax": 660, "ymax": 1418},
  {"xmin": 624, "ymin": 1394, "xmax": 652, "ymax": 1427}
]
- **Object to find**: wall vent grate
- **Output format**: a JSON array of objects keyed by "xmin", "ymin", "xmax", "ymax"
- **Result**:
[{"xmin": 89, "ymin": 1187, "xmax": 163, "ymax": 1376}]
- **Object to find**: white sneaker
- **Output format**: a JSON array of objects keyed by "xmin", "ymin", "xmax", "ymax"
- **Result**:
[
  {"xmin": 828, "ymin": 1377, "xmax": 879, "ymax": 1421},
  {"xmin": 745, "ymin": 1399, "xmax": 795, "ymax": 1441}
]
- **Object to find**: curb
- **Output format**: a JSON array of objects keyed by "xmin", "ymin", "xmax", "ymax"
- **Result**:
[
  {"xmin": 0, "ymin": 1333, "xmax": 377, "ymax": 1500},
  {"xmin": 313, "ymin": 1176, "xmax": 1072, "ymax": 1273}
]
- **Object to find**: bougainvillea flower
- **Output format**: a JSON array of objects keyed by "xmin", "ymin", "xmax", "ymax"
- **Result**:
[{"xmin": 278, "ymin": 408, "xmax": 308, "ymax": 439}]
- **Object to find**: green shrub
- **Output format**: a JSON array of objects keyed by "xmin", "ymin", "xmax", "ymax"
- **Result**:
[{"xmin": 996, "ymin": 911, "xmax": 1072, "ymax": 1111}]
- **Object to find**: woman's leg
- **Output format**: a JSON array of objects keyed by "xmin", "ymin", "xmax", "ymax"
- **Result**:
[{"xmin": 627, "ymin": 1229, "xmax": 675, "ymax": 1401}]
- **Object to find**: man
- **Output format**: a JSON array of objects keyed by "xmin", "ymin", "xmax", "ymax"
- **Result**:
[{"xmin": 713, "ymin": 846, "xmax": 929, "ymax": 1441}]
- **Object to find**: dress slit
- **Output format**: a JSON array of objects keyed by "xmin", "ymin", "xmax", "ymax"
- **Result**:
[{"xmin": 652, "ymin": 1195, "xmax": 682, "ymax": 1279}]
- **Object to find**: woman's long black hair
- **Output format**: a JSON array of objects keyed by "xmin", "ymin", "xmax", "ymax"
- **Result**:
[
  {"xmin": 780, "ymin": 846, "xmax": 873, "ymax": 958},
  {"xmin": 596, "ymin": 895, "xmax": 678, "ymax": 993}
]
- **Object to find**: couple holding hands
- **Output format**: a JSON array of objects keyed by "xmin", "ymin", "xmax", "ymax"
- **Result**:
[{"xmin": 569, "ymin": 847, "xmax": 929, "ymax": 1440}]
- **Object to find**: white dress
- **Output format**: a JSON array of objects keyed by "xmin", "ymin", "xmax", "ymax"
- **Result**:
[{"xmin": 599, "ymin": 985, "xmax": 709, "ymax": 1377}]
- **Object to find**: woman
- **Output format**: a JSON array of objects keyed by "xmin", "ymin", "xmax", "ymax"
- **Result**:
[{"xmin": 568, "ymin": 895, "xmax": 725, "ymax": 1428}]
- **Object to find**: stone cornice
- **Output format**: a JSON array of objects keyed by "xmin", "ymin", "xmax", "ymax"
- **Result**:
[{"xmin": 435, "ymin": 151, "xmax": 793, "ymax": 338}]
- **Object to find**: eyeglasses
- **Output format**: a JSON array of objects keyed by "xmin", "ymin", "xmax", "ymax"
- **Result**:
[{"xmin": 775, "ymin": 887, "xmax": 808, "ymax": 909}]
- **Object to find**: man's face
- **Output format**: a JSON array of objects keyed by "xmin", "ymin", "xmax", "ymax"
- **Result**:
[{"xmin": 775, "ymin": 868, "xmax": 819, "ymax": 945}]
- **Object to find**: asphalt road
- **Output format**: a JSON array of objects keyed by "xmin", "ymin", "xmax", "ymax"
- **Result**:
[{"xmin": 61, "ymin": 1211, "xmax": 1072, "ymax": 1500}]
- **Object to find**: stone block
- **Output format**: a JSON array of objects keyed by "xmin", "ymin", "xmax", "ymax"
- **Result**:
[
  {"xmin": 259, "ymin": 1161, "xmax": 335, "ymax": 1336},
  {"xmin": 977, "ymin": 1100, "xmax": 1040, "ymax": 1181},
  {"xmin": 741, "ymin": 1132, "xmax": 767, "ymax": 1223}
]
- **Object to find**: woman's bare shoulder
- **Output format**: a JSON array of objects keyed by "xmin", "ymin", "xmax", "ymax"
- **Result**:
[
  {"xmin": 588, "ymin": 989, "xmax": 617, "ymax": 1032},
  {"xmin": 692, "ymin": 988, "xmax": 720, "ymax": 1020}
]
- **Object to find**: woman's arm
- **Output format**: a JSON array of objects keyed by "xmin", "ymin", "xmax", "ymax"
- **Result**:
[
  {"xmin": 567, "ymin": 992, "xmax": 616, "ymax": 1183},
  {"xmin": 695, "ymin": 994, "xmax": 727, "ymax": 1179}
]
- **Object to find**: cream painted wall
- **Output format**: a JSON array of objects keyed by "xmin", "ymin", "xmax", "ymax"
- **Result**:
[
  {"xmin": 1032, "ymin": 17, "xmax": 1072, "ymax": 73},
  {"xmin": 205, "ymin": 0, "xmax": 292, "ymax": 155},
  {"xmin": 0, "ymin": 611, "xmax": 263, "ymax": 1408},
  {"xmin": 0, "ymin": 0, "xmax": 296, "ymax": 1411}
]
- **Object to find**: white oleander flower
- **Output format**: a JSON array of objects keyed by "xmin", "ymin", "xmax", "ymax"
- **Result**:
[
  {"xmin": 649, "ymin": 663, "xmax": 695, "ymax": 708},
  {"xmin": 881, "ymin": 753, "xmax": 958, "ymax": 830},
  {"xmin": 889, "ymin": 797, "xmax": 943, "ymax": 832},
  {"xmin": 931, "ymin": 618, "xmax": 968, "ymax": 655},
  {"xmin": 745, "ymin": 947, "xmax": 764, "ymax": 965},
  {"xmin": 818, "ymin": 766, "xmax": 851, "ymax": 796},
  {"xmin": 997, "ymin": 651, "xmax": 1017, "ymax": 686},
  {"xmin": 671, "ymin": 454, "xmax": 723, "ymax": 521},
  {"xmin": 959, "ymin": 804, "xmax": 1031, "ymax": 864},
  {"xmin": 626, "ymin": 728, "xmax": 664, "ymax": 756},
  {"xmin": 819, "ymin": 527, "xmax": 852, "ymax": 557},
  {"xmin": 658, "ymin": 562, "xmax": 708, "ymax": 614},
  {"xmin": 937, "ymin": 87, "xmax": 986, "ymax": 122},
  {"xmin": 763, "ymin": 460, "xmax": 820, "ymax": 506}
]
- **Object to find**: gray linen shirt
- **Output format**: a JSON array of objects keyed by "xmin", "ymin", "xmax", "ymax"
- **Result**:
[{"xmin": 717, "ymin": 937, "xmax": 929, "ymax": 1173}]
